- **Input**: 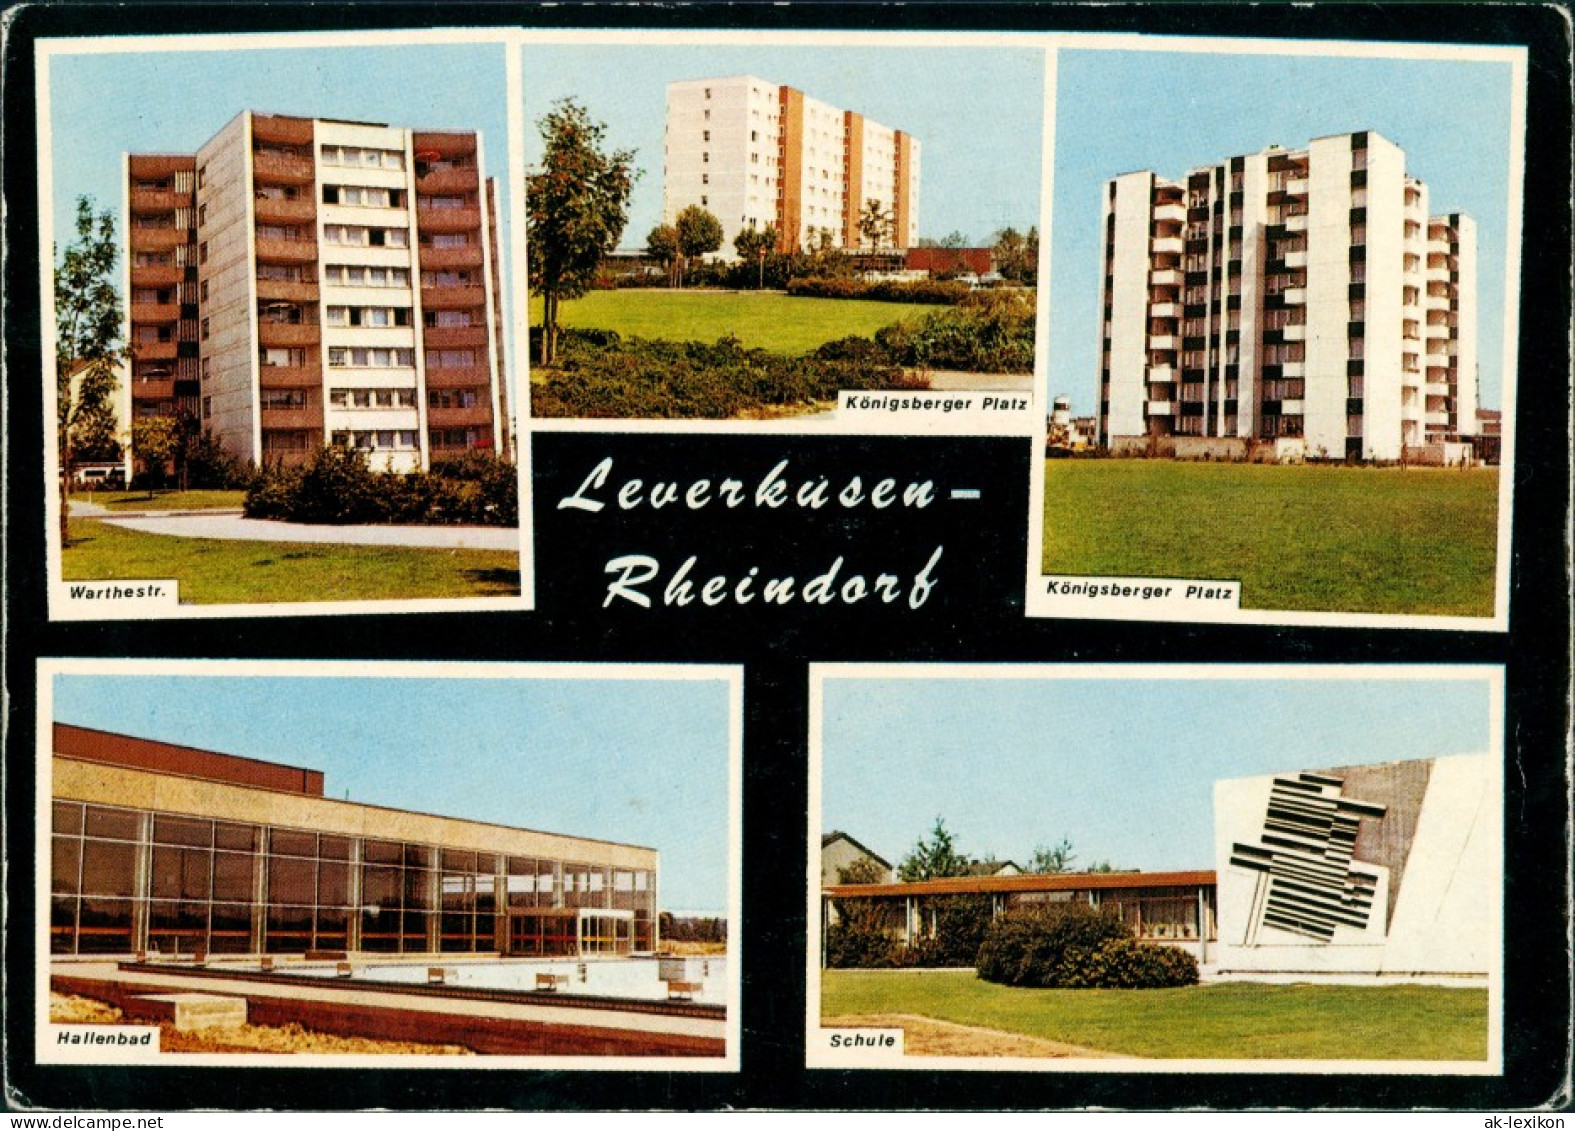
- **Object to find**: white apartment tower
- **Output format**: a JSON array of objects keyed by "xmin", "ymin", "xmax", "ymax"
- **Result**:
[
  {"xmin": 1096, "ymin": 131, "xmax": 1479, "ymax": 461},
  {"xmin": 663, "ymin": 76, "xmax": 920, "ymax": 256},
  {"xmin": 126, "ymin": 111, "xmax": 507, "ymax": 472}
]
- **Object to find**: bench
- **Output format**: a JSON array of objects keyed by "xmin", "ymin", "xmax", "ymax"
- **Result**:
[{"xmin": 666, "ymin": 980, "xmax": 702, "ymax": 1001}]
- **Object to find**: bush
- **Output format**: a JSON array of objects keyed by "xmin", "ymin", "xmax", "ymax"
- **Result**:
[
  {"xmin": 243, "ymin": 446, "xmax": 518, "ymax": 526},
  {"xmin": 876, "ymin": 289, "xmax": 1036, "ymax": 374},
  {"xmin": 532, "ymin": 329, "xmax": 927, "ymax": 420},
  {"xmin": 786, "ymin": 275, "xmax": 971, "ymax": 305},
  {"xmin": 975, "ymin": 904, "xmax": 1198, "ymax": 989},
  {"xmin": 826, "ymin": 921, "xmax": 900, "ymax": 969}
]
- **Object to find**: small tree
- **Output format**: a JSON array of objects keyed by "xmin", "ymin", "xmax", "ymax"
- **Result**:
[
  {"xmin": 1028, "ymin": 838, "xmax": 1077, "ymax": 874},
  {"xmin": 898, "ymin": 817, "xmax": 972, "ymax": 881},
  {"xmin": 992, "ymin": 225, "xmax": 1039, "ymax": 284},
  {"xmin": 130, "ymin": 415, "xmax": 182, "ymax": 493},
  {"xmin": 733, "ymin": 226, "xmax": 776, "ymax": 289},
  {"xmin": 674, "ymin": 205, "xmax": 723, "ymax": 287},
  {"xmin": 646, "ymin": 223, "xmax": 680, "ymax": 286},
  {"xmin": 55, "ymin": 197, "xmax": 126, "ymax": 541},
  {"xmin": 527, "ymin": 99, "xmax": 637, "ymax": 365},
  {"xmin": 858, "ymin": 198, "xmax": 893, "ymax": 250}
]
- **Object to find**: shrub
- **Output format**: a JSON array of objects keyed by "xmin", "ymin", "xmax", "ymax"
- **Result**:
[
  {"xmin": 876, "ymin": 288, "xmax": 1036, "ymax": 374},
  {"xmin": 532, "ymin": 329, "xmax": 927, "ymax": 420},
  {"xmin": 243, "ymin": 447, "xmax": 518, "ymax": 526},
  {"xmin": 975, "ymin": 904, "xmax": 1199, "ymax": 989},
  {"xmin": 785, "ymin": 275, "xmax": 970, "ymax": 305},
  {"xmin": 826, "ymin": 921, "xmax": 901, "ymax": 969}
]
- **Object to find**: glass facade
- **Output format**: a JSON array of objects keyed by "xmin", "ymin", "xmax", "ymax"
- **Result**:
[{"xmin": 51, "ymin": 799, "xmax": 657, "ymax": 958}]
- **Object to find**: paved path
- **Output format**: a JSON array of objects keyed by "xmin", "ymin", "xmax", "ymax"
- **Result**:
[{"xmin": 99, "ymin": 512, "xmax": 521, "ymax": 551}]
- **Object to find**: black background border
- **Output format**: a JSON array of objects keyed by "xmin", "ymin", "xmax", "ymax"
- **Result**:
[{"xmin": 3, "ymin": 1, "xmax": 1571, "ymax": 1112}]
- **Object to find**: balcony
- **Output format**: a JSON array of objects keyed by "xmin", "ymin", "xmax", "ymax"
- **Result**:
[
  {"xmin": 130, "ymin": 263, "xmax": 183, "ymax": 287},
  {"xmin": 415, "ymin": 165, "xmax": 480, "ymax": 194},
  {"xmin": 254, "ymin": 195, "xmax": 317, "ymax": 224},
  {"xmin": 130, "ymin": 302, "xmax": 181, "ymax": 324},
  {"xmin": 417, "ymin": 244, "xmax": 484, "ymax": 270},
  {"xmin": 1280, "ymin": 399, "xmax": 1304, "ymax": 415},
  {"xmin": 416, "ymin": 206, "xmax": 482, "ymax": 234},
  {"xmin": 1150, "ymin": 269, "xmax": 1184, "ymax": 287},
  {"xmin": 1284, "ymin": 213, "xmax": 1308, "ymax": 233},
  {"xmin": 1147, "ymin": 366, "xmax": 1176, "ymax": 384},
  {"xmin": 1425, "ymin": 382, "xmax": 1452, "ymax": 399},
  {"xmin": 130, "ymin": 377, "xmax": 175, "ymax": 400},
  {"xmin": 1280, "ymin": 361, "xmax": 1305, "ymax": 378},
  {"xmin": 421, "ymin": 325, "xmax": 489, "ymax": 349},
  {"xmin": 252, "ymin": 152, "xmax": 316, "ymax": 184},
  {"xmin": 255, "ymin": 362, "xmax": 322, "ymax": 387},
  {"xmin": 252, "ymin": 115, "xmax": 315, "ymax": 146},
  {"xmin": 257, "ymin": 322, "xmax": 320, "ymax": 348},
  {"xmin": 254, "ymin": 237, "xmax": 319, "ymax": 265},
  {"xmin": 421, "ymin": 285, "xmax": 488, "ymax": 311},
  {"xmin": 1281, "ymin": 287, "xmax": 1306, "ymax": 305},
  {"xmin": 413, "ymin": 132, "xmax": 479, "ymax": 159},
  {"xmin": 1283, "ymin": 250, "xmax": 1307, "ymax": 269},
  {"xmin": 426, "ymin": 404, "xmax": 493, "ymax": 429},
  {"xmin": 131, "ymin": 339, "xmax": 178, "ymax": 361},
  {"xmin": 1281, "ymin": 324, "xmax": 1305, "ymax": 341},
  {"xmin": 255, "ymin": 278, "xmax": 320, "ymax": 304},
  {"xmin": 1147, "ymin": 401, "xmax": 1174, "ymax": 416},
  {"xmin": 129, "ymin": 226, "xmax": 186, "ymax": 253},
  {"xmin": 1151, "ymin": 236, "xmax": 1185, "ymax": 256},
  {"xmin": 421, "ymin": 364, "xmax": 492, "ymax": 389},
  {"xmin": 1285, "ymin": 178, "xmax": 1309, "ymax": 196},
  {"xmin": 1148, "ymin": 335, "xmax": 1177, "ymax": 351},
  {"xmin": 260, "ymin": 405, "xmax": 324, "ymax": 430},
  {"xmin": 129, "ymin": 189, "xmax": 181, "ymax": 215},
  {"xmin": 1149, "ymin": 302, "xmax": 1182, "ymax": 319},
  {"xmin": 1425, "ymin": 411, "xmax": 1451, "ymax": 427}
]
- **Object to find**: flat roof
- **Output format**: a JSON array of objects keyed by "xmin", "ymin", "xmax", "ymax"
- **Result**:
[{"xmin": 824, "ymin": 869, "xmax": 1216, "ymax": 899}]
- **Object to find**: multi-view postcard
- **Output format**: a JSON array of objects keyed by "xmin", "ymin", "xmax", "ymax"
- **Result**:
[
  {"xmin": 37, "ymin": 659, "xmax": 742, "ymax": 1070},
  {"xmin": 40, "ymin": 31, "xmax": 532, "ymax": 620},
  {"xmin": 519, "ymin": 31, "xmax": 1047, "ymax": 436},
  {"xmin": 1027, "ymin": 39, "xmax": 1526, "ymax": 631},
  {"xmin": 807, "ymin": 664, "xmax": 1503, "ymax": 1074}
]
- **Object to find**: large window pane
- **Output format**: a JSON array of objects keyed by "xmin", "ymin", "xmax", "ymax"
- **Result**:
[
  {"xmin": 267, "ymin": 855, "xmax": 316, "ymax": 905},
  {"xmin": 80, "ymin": 839, "xmax": 138, "ymax": 897},
  {"xmin": 52, "ymin": 838, "xmax": 82, "ymax": 895},
  {"xmin": 84, "ymin": 806, "xmax": 140, "ymax": 841}
]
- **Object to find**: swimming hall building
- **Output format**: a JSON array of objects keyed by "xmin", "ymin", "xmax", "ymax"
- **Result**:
[{"xmin": 50, "ymin": 723, "xmax": 658, "ymax": 960}]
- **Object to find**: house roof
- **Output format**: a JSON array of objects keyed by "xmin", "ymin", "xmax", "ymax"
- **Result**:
[
  {"xmin": 821, "ymin": 829, "xmax": 892, "ymax": 871},
  {"xmin": 823, "ymin": 869, "xmax": 1216, "ymax": 899}
]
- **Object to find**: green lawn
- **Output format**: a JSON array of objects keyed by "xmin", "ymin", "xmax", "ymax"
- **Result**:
[
  {"xmin": 822, "ymin": 969, "xmax": 1489, "ymax": 1061},
  {"xmin": 1042, "ymin": 461, "xmax": 1499, "ymax": 616},
  {"xmin": 531, "ymin": 290, "xmax": 916, "ymax": 355},
  {"xmin": 70, "ymin": 489, "xmax": 247, "ymax": 511},
  {"xmin": 61, "ymin": 518, "xmax": 519, "ymax": 604}
]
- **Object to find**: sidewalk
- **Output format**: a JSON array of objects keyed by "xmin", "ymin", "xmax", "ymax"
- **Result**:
[{"xmin": 95, "ymin": 512, "xmax": 520, "ymax": 551}]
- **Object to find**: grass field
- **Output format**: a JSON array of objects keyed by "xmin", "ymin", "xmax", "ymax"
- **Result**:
[
  {"xmin": 70, "ymin": 489, "xmax": 247, "ymax": 511},
  {"xmin": 61, "ymin": 518, "xmax": 519, "ymax": 604},
  {"xmin": 1041, "ymin": 461, "xmax": 1499, "ymax": 616},
  {"xmin": 822, "ymin": 970, "xmax": 1489, "ymax": 1060},
  {"xmin": 531, "ymin": 290, "xmax": 916, "ymax": 355}
]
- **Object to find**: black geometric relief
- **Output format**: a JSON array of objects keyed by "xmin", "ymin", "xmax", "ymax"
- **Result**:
[{"xmin": 1230, "ymin": 772, "xmax": 1387, "ymax": 943}]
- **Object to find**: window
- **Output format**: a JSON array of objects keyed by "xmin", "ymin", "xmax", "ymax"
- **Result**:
[
  {"xmin": 327, "ymin": 347, "xmax": 415, "ymax": 368},
  {"xmin": 198, "ymin": 241, "xmax": 208, "ymax": 264},
  {"xmin": 260, "ymin": 347, "xmax": 307, "ymax": 368},
  {"xmin": 197, "ymin": 203, "xmax": 207, "ymax": 227},
  {"xmin": 200, "ymin": 317, "xmax": 210, "ymax": 341},
  {"xmin": 429, "ymin": 233, "xmax": 469, "ymax": 248},
  {"xmin": 260, "ymin": 388, "xmax": 307, "ymax": 409},
  {"xmin": 425, "ymin": 349, "xmax": 477, "ymax": 369},
  {"xmin": 199, "ymin": 280, "xmax": 209, "ymax": 302}
]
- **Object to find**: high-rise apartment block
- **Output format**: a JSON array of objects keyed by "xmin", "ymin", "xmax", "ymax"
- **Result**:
[
  {"xmin": 124, "ymin": 111, "xmax": 508, "ymax": 471},
  {"xmin": 663, "ymin": 76, "xmax": 920, "ymax": 255},
  {"xmin": 1096, "ymin": 131, "xmax": 1479, "ymax": 461}
]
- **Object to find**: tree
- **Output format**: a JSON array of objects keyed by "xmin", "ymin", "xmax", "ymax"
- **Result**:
[
  {"xmin": 646, "ymin": 223, "xmax": 680, "ymax": 286},
  {"xmin": 130, "ymin": 415, "xmax": 183, "ymax": 493},
  {"xmin": 55, "ymin": 196, "xmax": 126, "ymax": 541},
  {"xmin": 836, "ymin": 857, "xmax": 887, "ymax": 886},
  {"xmin": 992, "ymin": 225, "xmax": 1040, "ymax": 284},
  {"xmin": 674, "ymin": 205, "xmax": 723, "ymax": 287},
  {"xmin": 1028, "ymin": 838, "xmax": 1077, "ymax": 874},
  {"xmin": 858, "ymin": 198, "xmax": 893, "ymax": 250},
  {"xmin": 898, "ymin": 817, "xmax": 972, "ymax": 881},
  {"xmin": 527, "ymin": 99, "xmax": 637, "ymax": 365},
  {"xmin": 733, "ymin": 226, "xmax": 776, "ymax": 288},
  {"xmin": 940, "ymin": 230, "xmax": 969, "ymax": 250}
]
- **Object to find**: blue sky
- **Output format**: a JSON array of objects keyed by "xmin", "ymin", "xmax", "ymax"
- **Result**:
[
  {"xmin": 53, "ymin": 669, "xmax": 733, "ymax": 914},
  {"xmin": 45, "ymin": 39, "xmax": 516, "ymax": 364},
  {"xmin": 521, "ymin": 43, "xmax": 1045, "ymax": 249},
  {"xmin": 821, "ymin": 671, "xmax": 1494, "ymax": 873},
  {"xmin": 1048, "ymin": 47, "xmax": 1518, "ymax": 413}
]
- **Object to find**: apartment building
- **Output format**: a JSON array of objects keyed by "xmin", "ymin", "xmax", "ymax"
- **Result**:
[
  {"xmin": 51, "ymin": 722, "xmax": 658, "ymax": 958},
  {"xmin": 124, "ymin": 111, "xmax": 508, "ymax": 471},
  {"xmin": 1095, "ymin": 131, "xmax": 1479, "ymax": 462},
  {"xmin": 663, "ymin": 76, "xmax": 920, "ymax": 255}
]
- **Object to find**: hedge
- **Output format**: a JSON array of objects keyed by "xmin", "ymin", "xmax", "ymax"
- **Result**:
[
  {"xmin": 786, "ymin": 275, "xmax": 972, "ymax": 305},
  {"xmin": 875, "ymin": 289, "xmax": 1037, "ymax": 374},
  {"xmin": 975, "ymin": 903, "xmax": 1199, "ymax": 989},
  {"xmin": 244, "ymin": 445, "xmax": 518, "ymax": 526}
]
